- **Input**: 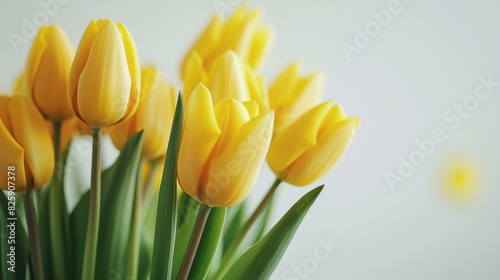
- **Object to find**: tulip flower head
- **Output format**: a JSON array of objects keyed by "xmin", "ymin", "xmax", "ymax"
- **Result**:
[
  {"xmin": 110, "ymin": 66, "xmax": 176, "ymax": 159},
  {"xmin": 180, "ymin": 5, "xmax": 273, "ymax": 80},
  {"xmin": 68, "ymin": 19, "xmax": 141, "ymax": 128},
  {"xmin": 183, "ymin": 50, "xmax": 268, "ymax": 111},
  {"xmin": 267, "ymin": 101, "xmax": 358, "ymax": 186},
  {"xmin": 178, "ymin": 83, "xmax": 274, "ymax": 207},
  {"xmin": 0, "ymin": 95, "xmax": 54, "ymax": 192},
  {"xmin": 25, "ymin": 24, "xmax": 75, "ymax": 121},
  {"xmin": 269, "ymin": 62, "xmax": 324, "ymax": 134}
]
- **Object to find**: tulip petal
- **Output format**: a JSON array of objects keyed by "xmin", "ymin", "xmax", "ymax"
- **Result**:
[
  {"xmin": 178, "ymin": 84, "xmax": 221, "ymax": 202},
  {"xmin": 207, "ymin": 51, "xmax": 249, "ymax": 103},
  {"xmin": 182, "ymin": 15, "xmax": 223, "ymax": 76},
  {"xmin": 284, "ymin": 118, "xmax": 358, "ymax": 186},
  {"xmin": 317, "ymin": 104, "xmax": 345, "ymax": 139},
  {"xmin": 9, "ymin": 95, "xmax": 54, "ymax": 191},
  {"xmin": 245, "ymin": 63, "xmax": 268, "ymax": 111},
  {"xmin": 269, "ymin": 62, "xmax": 301, "ymax": 109},
  {"xmin": 203, "ymin": 111, "xmax": 274, "ymax": 206},
  {"xmin": 288, "ymin": 70, "xmax": 324, "ymax": 113},
  {"xmin": 183, "ymin": 51, "xmax": 207, "ymax": 102},
  {"xmin": 269, "ymin": 63, "xmax": 324, "ymax": 133},
  {"xmin": 219, "ymin": 6, "xmax": 260, "ymax": 62},
  {"xmin": 0, "ymin": 95, "xmax": 13, "ymax": 134},
  {"xmin": 32, "ymin": 25, "xmax": 75, "ymax": 121},
  {"xmin": 116, "ymin": 21, "xmax": 141, "ymax": 122},
  {"xmin": 247, "ymin": 25, "xmax": 273, "ymax": 71},
  {"xmin": 211, "ymin": 99, "xmax": 251, "ymax": 158},
  {"xmin": 267, "ymin": 102, "xmax": 333, "ymax": 177},
  {"xmin": 242, "ymin": 100, "xmax": 259, "ymax": 119},
  {"xmin": 77, "ymin": 20, "xmax": 132, "ymax": 127},
  {"xmin": 68, "ymin": 20, "xmax": 99, "ymax": 119},
  {"xmin": 0, "ymin": 119, "xmax": 28, "ymax": 192},
  {"xmin": 13, "ymin": 72, "xmax": 27, "ymax": 95},
  {"xmin": 25, "ymin": 26, "xmax": 47, "ymax": 89},
  {"xmin": 137, "ymin": 72, "xmax": 176, "ymax": 159}
]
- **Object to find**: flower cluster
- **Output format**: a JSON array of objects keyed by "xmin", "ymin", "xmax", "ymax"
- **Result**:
[{"xmin": 0, "ymin": 5, "xmax": 358, "ymax": 280}]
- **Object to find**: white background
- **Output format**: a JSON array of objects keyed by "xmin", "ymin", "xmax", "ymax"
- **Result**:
[{"xmin": 1, "ymin": 0, "xmax": 500, "ymax": 279}]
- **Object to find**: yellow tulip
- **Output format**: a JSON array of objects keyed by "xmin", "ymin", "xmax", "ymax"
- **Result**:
[
  {"xmin": 180, "ymin": 5, "xmax": 273, "ymax": 79},
  {"xmin": 178, "ymin": 83, "xmax": 274, "ymax": 207},
  {"xmin": 269, "ymin": 62, "xmax": 324, "ymax": 134},
  {"xmin": 25, "ymin": 25, "xmax": 75, "ymax": 121},
  {"xmin": 68, "ymin": 19, "xmax": 141, "ymax": 128},
  {"xmin": 267, "ymin": 101, "xmax": 358, "ymax": 186},
  {"xmin": 110, "ymin": 66, "xmax": 176, "ymax": 159},
  {"xmin": 0, "ymin": 95, "xmax": 54, "ymax": 192},
  {"xmin": 183, "ymin": 50, "xmax": 268, "ymax": 111}
]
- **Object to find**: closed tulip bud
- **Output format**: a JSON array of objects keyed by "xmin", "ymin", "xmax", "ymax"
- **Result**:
[
  {"xmin": 183, "ymin": 50, "xmax": 268, "ymax": 111},
  {"xmin": 68, "ymin": 19, "xmax": 141, "ymax": 128},
  {"xmin": 267, "ymin": 101, "xmax": 358, "ymax": 186},
  {"xmin": 0, "ymin": 95, "xmax": 54, "ymax": 192},
  {"xmin": 180, "ymin": 5, "xmax": 273, "ymax": 80},
  {"xmin": 178, "ymin": 83, "xmax": 274, "ymax": 207},
  {"xmin": 25, "ymin": 25, "xmax": 75, "ymax": 121},
  {"xmin": 110, "ymin": 66, "xmax": 176, "ymax": 159},
  {"xmin": 269, "ymin": 62, "xmax": 325, "ymax": 134}
]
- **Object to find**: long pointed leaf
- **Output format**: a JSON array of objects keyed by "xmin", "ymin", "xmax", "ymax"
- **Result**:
[
  {"xmin": 150, "ymin": 94, "xmax": 184, "ymax": 280},
  {"xmin": 221, "ymin": 186, "xmax": 324, "ymax": 280}
]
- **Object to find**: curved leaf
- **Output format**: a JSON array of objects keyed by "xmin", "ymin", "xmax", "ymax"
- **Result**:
[{"xmin": 220, "ymin": 186, "xmax": 324, "ymax": 280}]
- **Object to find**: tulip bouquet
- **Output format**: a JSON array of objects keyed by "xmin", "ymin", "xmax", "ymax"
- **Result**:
[{"xmin": 0, "ymin": 5, "xmax": 358, "ymax": 280}]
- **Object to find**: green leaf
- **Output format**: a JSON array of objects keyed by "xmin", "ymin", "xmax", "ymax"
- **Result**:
[
  {"xmin": 252, "ymin": 195, "xmax": 274, "ymax": 243},
  {"xmin": 221, "ymin": 186, "xmax": 324, "ymax": 280},
  {"xmin": 69, "ymin": 132, "xmax": 144, "ymax": 279},
  {"xmin": 188, "ymin": 207, "xmax": 227, "ymax": 280},
  {"xmin": 144, "ymin": 190, "xmax": 159, "ymax": 242},
  {"xmin": 138, "ymin": 229, "xmax": 152, "ymax": 280},
  {"xmin": 69, "ymin": 190, "xmax": 88, "ymax": 279},
  {"xmin": 96, "ymin": 132, "xmax": 144, "ymax": 279},
  {"xmin": 0, "ymin": 191, "xmax": 29, "ymax": 280},
  {"xmin": 150, "ymin": 94, "xmax": 184, "ymax": 280},
  {"xmin": 177, "ymin": 191, "xmax": 199, "ymax": 227},
  {"xmin": 222, "ymin": 202, "xmax": 245, "ymax": 256},
  {"xmin": 44, "ymin": 145, "xmax": 72, "ymax": 280}
]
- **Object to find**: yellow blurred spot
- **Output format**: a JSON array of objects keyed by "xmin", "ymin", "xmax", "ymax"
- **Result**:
[{"xmin": 442, "ymin": 159, "xmax": 480, "ymax": 201}]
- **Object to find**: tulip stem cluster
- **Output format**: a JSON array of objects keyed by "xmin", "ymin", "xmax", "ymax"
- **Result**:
[
  {"xmin": 217, "ymin": 178, "xmax": 282, "ymax": 278},
  {"xmin": 23, "ymin": 192, "xmax": 44, "ymax": 280},
  {"xmin": 82, "ymin": 128, "xmax": 103, "ymax": 280},
  {"xmin": 177, "ymin": 204, "xmax": 212, "ymax": 280}
]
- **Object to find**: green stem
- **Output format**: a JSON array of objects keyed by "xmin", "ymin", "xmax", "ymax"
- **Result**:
[
  {"xmin": 216, "ymin": 178, "xmax": 282, "ymax": 278},
  {"xmin": 49, "ymin": 121, "xmax": 67, "ymax": 280},
  {"xmin": 23, "ymin": 192, "xmax": 44, "ymax": 280},
  {"xmin": 126, "ymin": 159, "xmax": 143, "ymax": 279},
  {"xmin": 82, "ymin": 128, "xmax": 102, "ymax": 280},
  {"xmin": 176, "ymin": 204, "xmax": 212, "ymax": 280}
]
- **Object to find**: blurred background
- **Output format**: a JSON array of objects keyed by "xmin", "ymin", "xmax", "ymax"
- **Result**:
[{"xmin": 1, "ymin": 0, "xmax": 500, "ymax": 279}]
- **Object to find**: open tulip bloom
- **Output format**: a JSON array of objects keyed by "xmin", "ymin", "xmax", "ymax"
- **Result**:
[{"xmin": 0, "ymin": 6, "xmax": 358, "ymax": 280}]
